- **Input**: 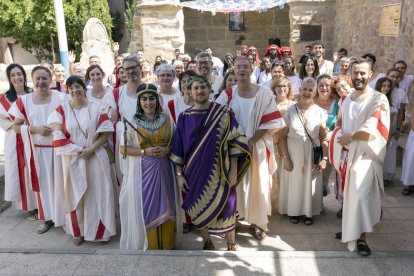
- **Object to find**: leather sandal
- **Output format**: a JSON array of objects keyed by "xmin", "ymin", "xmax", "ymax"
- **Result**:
[
  {"xmin": 73, "ymin": 236, "xmax": 84, "ymax": 246},
  {"xmin": 303, "ymin": 217, "xmax": 313, "ymax": 226},
  {"xmin": 202, "ymin": 240, "xmax": 215, "ymax": 250},
  {"xmin": 227, "ymin": 242, "xmax": 238, "ymax": 251},
  {"xmin": 357, "ymin": 239, "xmax": 371, "ymax": 257},
  {"xmin": 289, "ymin": 216, "xmax": 300, "ymax": 224}
]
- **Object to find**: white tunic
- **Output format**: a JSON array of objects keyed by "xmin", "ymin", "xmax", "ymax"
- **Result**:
[
  {"xmin": 9, "ymin": 91, "xmax": 68, "ymax": 225},
  {"xmin": 279, "ymin": 104, "xmax": 326, "ymax": 217}
]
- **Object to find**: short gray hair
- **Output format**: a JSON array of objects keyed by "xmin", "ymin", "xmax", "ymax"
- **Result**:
[
  {"xmin": 156, "ymin": 64, "xmax": 175, "ymax": 78},
  {"xmin": 302, "ymin": 77, "xmax": 317, "ymax": 87},
  {"xmin": 123, "ymin": 55, "xmax": 141, "ymax": 67},
  {"xmin": 195, "ymin": 52, "xmax": 212, "ymax": 62},
  {"xmin": 173, "ymin": 60, "xmax": 184, "ymax": 69}
]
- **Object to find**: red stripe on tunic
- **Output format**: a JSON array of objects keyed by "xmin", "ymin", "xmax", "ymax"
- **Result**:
[
  {"xmin": 329, "ymin": 127, "xmax": 341, "ymax": 168},
  {"xmin": 16, "ymin": 134, "xmax": 28, "ymax": 211},
  {"xmin": 28, "ymin": 131, "xmax": 40, "ymax": 192},
  {"xmin": 260, "ymin": 111, "xmax": 282, "ymax": 125},
  {"xmin": 16, "ymin": 98, "xmax": 29, "ymax": 122},
  {"xmin": 0, "ymin": 94, "xmax": 11, "ymax": 111},
  {"xmin": 36, "ymin": 192, "xmax": 45, "ymax": 221},
  {"xmin": 56, "ymin": 105, "xmax": 71, "ymax": 138},
  {"xmin": 168, "ymin": 100, "xmax": 176, "ymax": 123},
  {"xmin": 70, "ymin": 211, "xmax": 81, "ymax": 237},
  {"xmin": 372, "ymin": 111, "xmax": 389, "ymax": 140},
  {"xmin": 266, "ymin": 147, "xmax": 272, "ymax": 194},
  {"xmin": 225, "ymin": 87, "xmax": 233, "ymax": 105},
  {"xmin": 113, "ymin": 88, "xmax": 121, "ymax": 121},
  {"xmin": 98, "ymin": 113, "xmax": 110, "ymax": 128},
  {"xmin": 95, "ymin": 220, "xmax": 106, "ymax": 240},
  {"xmin": 53, "ymin": 139, "xmax": 71, "ymax": 147}
]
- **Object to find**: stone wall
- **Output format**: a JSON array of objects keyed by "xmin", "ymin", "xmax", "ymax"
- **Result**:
[
  {"xmin": 128, "ymin": 0, "xmax": 185, "ymax": 61},
  {"xmin": 183, "ymin": 6, "xmax": 291, "ymax": 59},
  {"xmin": 288, "ymin": 0, "xmax": 336, "ymax": 63},
  {"xmin": 334, "ymin": 0, "xmax": 413, "ymax": 73}
]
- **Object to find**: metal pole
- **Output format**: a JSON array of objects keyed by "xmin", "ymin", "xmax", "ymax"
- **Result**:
[{"xmin": 53, "ymin": 0, "xmax": 69, "ymax": 77}]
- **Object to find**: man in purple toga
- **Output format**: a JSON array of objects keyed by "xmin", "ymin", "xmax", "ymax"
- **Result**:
[{"xmin": 170, "ymin": 75, "xmax": 251, "ymax": 251}]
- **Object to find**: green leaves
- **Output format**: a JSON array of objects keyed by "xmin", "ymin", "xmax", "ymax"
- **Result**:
[{"xmin": 0, "ymin": 0, "xmax": 113, "ymax": 62}]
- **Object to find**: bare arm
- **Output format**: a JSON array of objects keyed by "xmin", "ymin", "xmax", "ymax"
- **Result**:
[{"xmin": 248, "ymin": 129, "xmax": 269, "ymax": 148}]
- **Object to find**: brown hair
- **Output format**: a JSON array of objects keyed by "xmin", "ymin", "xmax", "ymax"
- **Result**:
[{"xmin": 85, "ymin": 64, "xmax": 105, "ymax": 83}]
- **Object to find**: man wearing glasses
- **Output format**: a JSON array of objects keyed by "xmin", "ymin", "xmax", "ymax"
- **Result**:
[{"xmin": 195, "ymin": 52, "xmax": 223, "ymax": 100}]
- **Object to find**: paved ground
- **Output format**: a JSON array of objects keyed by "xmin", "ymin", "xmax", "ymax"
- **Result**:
[{"xmin": 1, "ymin": 154, "xmax": 414, "ymax": 275}]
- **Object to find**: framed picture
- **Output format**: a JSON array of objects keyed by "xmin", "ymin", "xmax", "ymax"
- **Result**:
[{"xmin": 229, "ymin": 12, "xmax": 245, "ymax": 31}]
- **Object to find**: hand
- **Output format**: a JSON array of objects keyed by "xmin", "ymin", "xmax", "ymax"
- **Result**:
[
  {"xmin": 68, "ymin": 51, "xmax": 76, "ymax": 63},
  {"xmin": 32, "ymin": 125, "xmax": 53, "ymax": 136},
  {"xmin": 248, "ymin": 138, "xmax": 255, "ymax": 150},
  {"xmin": 177, "ymin": 175, "xmax": 189, "ymax": 192},
  {"xmin": 317, "ymin": 159, "xmax": 327, "ymax": 173},
  {"xmin": 79, "ymin": 147, "xmax": 94, "ymax": 159},
  {"xmin": 283, "ymin": 156, "xmax": 293, "ymax": 171},
  {"xmin": 333, "ymin": 51, "xmax": 339, "ymax": 62},
  {"xmin": 337, "ymin": 133, "xmax": 352, "ymax": 146},
  {"xmin": 228, "ymin": 168, "xmax": 237, "ymax": 187},
  {"xmin": 394, "ymin": 130, "xmax": 400, "ymax": 140},
  {"xmin": 153, "ymin": 146, "xmax": 170, "ymax": 157}
]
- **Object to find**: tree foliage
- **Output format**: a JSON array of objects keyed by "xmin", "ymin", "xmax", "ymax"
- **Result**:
[{"xmin": 0, "ymin": 0, "xmax": 113, "ymax": 62}]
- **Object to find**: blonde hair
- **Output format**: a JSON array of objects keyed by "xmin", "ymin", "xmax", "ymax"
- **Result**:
[{"xmin": 271, "ymin": 76, "xmax": 293, "ymax": 100}]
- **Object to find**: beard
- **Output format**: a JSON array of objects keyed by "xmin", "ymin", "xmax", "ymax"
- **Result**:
[
  {"xmin": 194, "ymin": 96, "xmax": 209, "ymax": 105},
  {"xmin": 352, "ymin": 78, "xmax": 368, "ymax": 91}
]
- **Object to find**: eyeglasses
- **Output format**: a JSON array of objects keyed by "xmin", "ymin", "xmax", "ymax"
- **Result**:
[
  {"xmin": 197, "ymin": 61, "xmax": 210, "ymax": 66},
  {"xmin": 124, "ymin": 65, "xmax": 139, "ymax": 71},
  {"xmin": 276, "ymin": 85, "xmax": 288, "ymax": 89},
  {"xmin": 159, "ymin": 74, "xmax": 173, "ymax": 78}
]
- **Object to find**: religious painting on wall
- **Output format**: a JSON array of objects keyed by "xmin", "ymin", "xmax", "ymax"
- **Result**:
[
  {"xmin": 229, "ymin": 12, "xmax": 245, "ymax": 31},
  {"xmin": 379, "ymin": 3, "xmax": 401, "ymax": 37}
]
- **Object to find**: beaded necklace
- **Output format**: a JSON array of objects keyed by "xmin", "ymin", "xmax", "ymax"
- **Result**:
[{"xmin": 134, "ymin": 113, "xmax": 165, "ymax": 131}]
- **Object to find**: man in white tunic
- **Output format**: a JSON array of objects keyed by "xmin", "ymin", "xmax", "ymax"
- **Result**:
[
  {"xmin": 10, "ymin": 66, "xmax": 67, "ymax": 234},
  {"xmin": 334, "ymin": 58, "xmax": 390, "ymax": 256},
  {"xmin": 216, "ymin": 57, "xmax": 286, "ymax": 240},
  {"xmin": 196, "ymin": 52, "xmax": 223, "ymax": 100},
  {"xmin": 102, "ymin": 55, "xmax": 143, "ymax": 186}
]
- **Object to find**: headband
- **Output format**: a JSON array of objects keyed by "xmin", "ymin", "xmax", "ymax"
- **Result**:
[{"xmin": 187, "ymin": 75, "xmax": 212, "ymax": 90}]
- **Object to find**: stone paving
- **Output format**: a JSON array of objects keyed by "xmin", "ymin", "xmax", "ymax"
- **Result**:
[{"xmin": 1, "ymin": 158, "xmax": 414, "ymax": 274}]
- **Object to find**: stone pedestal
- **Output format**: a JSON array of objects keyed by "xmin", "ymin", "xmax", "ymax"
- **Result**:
[
  {"xmin": 128, "ymin": 0, "xmax": 185, "ymax": 62},
  {"xmin": 80, "ymin": 18, "xmax": 115, "ymax": 76}
]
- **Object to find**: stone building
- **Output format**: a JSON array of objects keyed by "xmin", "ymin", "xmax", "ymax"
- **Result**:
[{"xmin": 128, "ymin": 0, "xmax": 412, "ymax": 74}]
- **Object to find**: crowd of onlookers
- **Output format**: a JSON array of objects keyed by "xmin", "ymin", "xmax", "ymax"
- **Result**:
[{"xmin": 1, "ymin": 40, "xmax": 413, "ymax": 255}]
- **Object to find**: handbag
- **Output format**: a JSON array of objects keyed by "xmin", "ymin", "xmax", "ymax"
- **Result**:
[{"xmin": 295, "ymin": 104, "xmax": 322, "ymax": 165}]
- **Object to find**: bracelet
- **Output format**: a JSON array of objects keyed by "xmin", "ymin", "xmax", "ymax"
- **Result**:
[
  {"xmin": 176, "ymin": 174, "xmax": 184, "ymax": 179},
  {"xmin": 282, "ymin": 155, "xmax": 288, "ymax": 159},
  {"xmin": 141, "ymin": 149, "xmax": 145, "ymax": 155}
]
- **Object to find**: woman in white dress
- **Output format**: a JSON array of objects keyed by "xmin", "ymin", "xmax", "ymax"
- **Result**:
[
  {"xmin": 0, "ymin": 64, "xmax": 37, "ymax": 217},
  {"xmin": 85, "ymin": 65, "xmax": 113, "ymax": 106},
  {"xmin": 278, "ymin": 77, "xmax": 329, "ymax": 225},
  {"xmin": 270, "ymin": 77, "xmax": 296, "ymax": 214},
  {"xmin": 48, "ymin": 76, "xmax": 116, "ymax": 245}
]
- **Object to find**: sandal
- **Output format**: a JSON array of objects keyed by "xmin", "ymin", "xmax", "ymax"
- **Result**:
[
  {"xmin": 73, "ymin": 236, "xmax": 84, "ymax": 246},
  {"xmin": 303, "ymin": 217, "xmax": 313, "ymax": 226},
  {"xmin": 27, "ymin": 210, "xmax": 39, "ymax": 221},
  {"xmin": 251, "ymin": 226, "xmax": 267, "ymax": 241},
  {"xmin": 335, "ymin": 232, "xmax": 342, "ymax": 240},
  {"xmin": 202, "ymin": 240, "xmax": 215, "ymax": 250},
  {"xmin": 289, "ymin": 216, "xmax": 299, "ymax": 224},
  {"xmin": 402, "ymin": 186, "xmax": 414, "ymax": 195},
  {"xmin": 356, "ymin": 239, "xmax": 371, "ymax": 257},
  {"xmin": 227, "ymin": 242, "xmax": 238, "ymax": 251}
]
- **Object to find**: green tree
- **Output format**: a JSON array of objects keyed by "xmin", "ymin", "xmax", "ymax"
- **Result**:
[{"xmin": 0, "ymin": 0, "xmax": 113, "ymax": 62}]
